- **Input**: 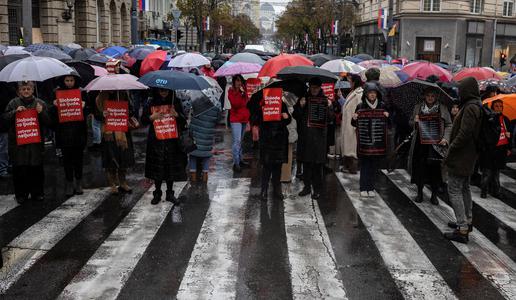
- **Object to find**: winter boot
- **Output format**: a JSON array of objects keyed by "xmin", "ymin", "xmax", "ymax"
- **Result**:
[
  {"xmin": 273, "ymin": 185, "xmax": 284, "ymax": 201},
  {"xmin": 166, "ymin": 190, "xmax": 178, "ymax": 204},
  {"xmin": 414, "ymin": 186, "xmax": 424, "ymax": 203},
  {"xmin": 65, "ymin": 180, "xmax": 75, "ymax": 197},
  {"xmin": 117, "ymin": 169, "xmax": 132, "ymax": 194},
  {"xmin": 190, "ymin": 172, "xmax": 197, "ymax": 183},
  {"xmin": 74, "ymin": 179, "xmax": 84, "ymax": 195},
  {"xmin": 444, "ymin": 229, "xmax": 469, "ymax": 244},
  {"xmin": 447, "ymin": 222, "xmax": 473, "ymax": 232},
  {"xmin": 106, "ymin": 170, "xmax": 119, "ymax": 194},
  {"xmin": 430, "ymin": 190, "xmax": 439, "ymax": 205},
  {"xmin": 151, "ymin": 189, "xmax": 162, "ymax": 205},
  {"xmin": 202, "ymin": 172, "xmax": 208, "ymax": 184}
]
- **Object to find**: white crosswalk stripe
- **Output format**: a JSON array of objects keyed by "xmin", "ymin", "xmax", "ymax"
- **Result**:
[
  {"xmin": 383, "ymin": 169, "xmax": 516, "ymax": 299},
  {"xmin": 0, "ymin": 188, "xmax": 111, "ymax": 293},
  {"xmin": 0, "ymin": 194, "xmax": 18, "ymax": 217},
  {"xmin": 58, "ymin": 182, "xmax": 187, "ymax": 300},
  {"xmin": 469, "ymin": 185, "xmax": 516, "ymax": 231},
  {"xmin": 337, "ymin": 172, "xmax": 457, "ymax": 300}
]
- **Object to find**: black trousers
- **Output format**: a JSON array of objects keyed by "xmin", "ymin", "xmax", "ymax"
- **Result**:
[
  {"xmin": 13, "ymin": 165, "xmax": 44, "ymax": 199},
  {"xmin": 481, "ymin": 168, "xmax": 501, "ymax": 195},
  {"xmin": 62, "ymin": 147, "xmax": 84, "ymax": 181},
  {"xmin": 155, "ymin": 180, "xmax": 174, "ymax": 192},
  {"xmin": 261, "ymin": 163, "xmax": 282, "ymax": 191},
  {"xmin": 303, "ymin": 162, "xmax": 323, "ymax": 193},
  {"xmin": 359, "ymin": 157, "xmax": 378, "ymax": 192}
]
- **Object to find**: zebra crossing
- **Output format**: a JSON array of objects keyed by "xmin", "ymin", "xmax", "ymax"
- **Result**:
[{"xmin": 1, "ymin": 168, "xmax": 516, "ymax": 299}]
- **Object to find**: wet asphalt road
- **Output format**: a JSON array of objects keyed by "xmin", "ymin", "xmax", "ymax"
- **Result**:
[{"xmin": 1, "ymin": 126, "xmax": 516, "ymax": 299}]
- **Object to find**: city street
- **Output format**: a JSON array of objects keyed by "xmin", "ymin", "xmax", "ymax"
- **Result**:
[{"xmin": 1, "ymin": 126, "xmax": 516, "ymax": 299}]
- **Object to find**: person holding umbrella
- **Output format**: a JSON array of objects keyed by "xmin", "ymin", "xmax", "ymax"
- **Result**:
[
  {"xmin": 407, "ymin": 86, "xmax": 452, "ymax": 205},
  {"xmin": 294, "ymin": 77, "xmax": 333, "ymax": 199},
  {"xmin": 141, "ymin": 88, "xmax": 187, "ymax": 204},
  {"xmin": 1, "ymin": 81, "xmax": 52, "ymax": 203},
  {"xmin": 51, "ymin": 74, "xmax": 89, "ymax": 196},
  {"xmin": 228, "ymin": 75, "xmax": 250, "ymax": 172}
]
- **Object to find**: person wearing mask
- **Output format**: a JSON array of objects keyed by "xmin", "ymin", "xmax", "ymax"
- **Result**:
[
  {"xmin": 228, "ymin": 75, "xmax": 250, "ymax": 172},
  {"xmin": 142, "ymin": 88, "xmax": 187, "ymax": 204},
  {"xmin": 248, "ymin": 89, "xmax": 292, "ymax": 201},
  {"xmin": 294, "ymin": 77, "xmax": 333, "ymax": 200},
  {"xmin": 443, "ymin": 77, "xmax": 483, "ymax": 244},
  {"xmin": 351, "ymin": 82, "xmax": 389, "ymax": 197},
  {"xmin": 51, "ymin": 74, "xmax": 88, "ymax": 196},
  {"xmin": 408, "ymin": 87, "xmax": 452, "ymax": 205},
  {"xmin": 2, "ymin": 81, "xmax": 52, "ymax": 203},
  {"xmin": 340, "ymin": 74, "xmax": 363, "ymax": 174},
  {"xmin": 95, "ymin": 91, "xmax": 135, "ymax": 195},
  {"xmin": 479, "ymin": 100, "xmax": 512, "ymax": 198}
]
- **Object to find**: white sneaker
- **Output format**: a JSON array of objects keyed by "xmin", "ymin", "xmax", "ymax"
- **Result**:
[
  {"xmin": 360, "ymin": 191, "xmax": 368, "ymax": 198},
  {"xmin": 367, "ymin": 191, "xmax": 375, "ymax": 197}
]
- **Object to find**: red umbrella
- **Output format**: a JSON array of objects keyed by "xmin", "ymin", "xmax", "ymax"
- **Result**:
[
  {"xmin": 258, "ymin": 54, "xmax": 313, "ymax": 78},
  {"xmin": 401, "ymin": 62, "xmax": 452, "ymax": 82},
  {"xmin": 140, "ymin": 50, "xmax": 167, "ymax": 76},
  {"xmin": 453, "ymin": 67, "xmax": 502, "ymax": 82}
]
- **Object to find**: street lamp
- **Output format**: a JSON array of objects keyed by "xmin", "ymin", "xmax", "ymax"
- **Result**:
[{"xmin": 62, "ymin": 0, "xmax": 75, "ymax": 21}]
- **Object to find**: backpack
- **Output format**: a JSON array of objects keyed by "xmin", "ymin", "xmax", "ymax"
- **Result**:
[{"xmin": 475, "ymin": 104, "xmax": 501, "ymax": 152}]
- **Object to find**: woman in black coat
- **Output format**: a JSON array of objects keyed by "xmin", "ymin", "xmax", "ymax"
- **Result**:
[
  {"xmin": 51, "ymin": 74, "xmax": 88, "ymax": 196},
  {"xmin": 248, "ymin": 92, "xmax": 291, "ymax": 201},
  {"xmin": 141, "ymin": 88, "xmax": 187, "ymax": 205}
]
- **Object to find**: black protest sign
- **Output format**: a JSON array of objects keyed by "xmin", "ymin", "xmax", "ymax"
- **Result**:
[
  {"xmin": 418, "ymin": 114, "xmax": 442, "ymax": 144},
  {"xmin": 357, "ymin": 109, "xmax": 387, "ymax": 156},
  {"xmin": 307, "ymin": 96, "xmax": 328, "ymax": 128}
]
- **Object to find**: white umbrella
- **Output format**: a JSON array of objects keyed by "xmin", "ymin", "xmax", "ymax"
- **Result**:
[
  {"xmin": 321, "ymin": 59, "xmax": 365, "ymax": 74},
  {"xmin": 176, "ymin": 76, "xmax": 222, "ymax": 116},
  {"xmin": 4, "ymin": 46, "xmax": 30, "ymax": 55},
  {"xmin": 168, "ymin": 53, "xmax": 210, "ymax": 68},
  {"xmin": 360, "ymin": 66, "xmax": 403, "ymax": 88},
  {"xmin": 65, "ymin": 43, "xmax": 82, "ymax": 49},
  {"xmin": 84, "ymin": 74, "xmax": 148, "ymax": 91},
  {"xmin": 0, "ymin": 56, "xmax": 74, "ymax": 82}
]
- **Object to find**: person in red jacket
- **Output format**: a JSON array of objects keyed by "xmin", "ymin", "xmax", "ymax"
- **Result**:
[
  {"xmin": 201, "ymin": 64, "xmax": 215, "ymax": 78},
  {"xmin": 228, "ymin": 75, "xmax": 250, "ymax": 172}
]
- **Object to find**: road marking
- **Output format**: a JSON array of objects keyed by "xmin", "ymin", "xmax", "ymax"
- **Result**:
[
  {"xmin": 176, "ymin": 178, "xmax": 251, "ymax": 299},
  {"xmin": 499, "ymin": 165, "xmax": 516, "ymax": 194},
  {"xmin": 0, "ymin": 195, "xmax": 18, "ymax": 217},
  {"xmin": 469, "ymin": 185, "xmax": 516, "ymax": 231},
  {"xmin": 284, "ymin": 188, "xmax": 347, "ymax": 299},
  {"xmin": 58, "ymin": 182, "xmax": 187, "ymax": 300},
  {"xmin": 0, "ymin": 188, "xmax": 111, "ymax": 293},
  {"xmin": 383, "ymin": 169, "xmax": 516, "ymax": 299},
  {"xmin": 336, "ymin": 172, "xmax": 457, "ymax": 300}
]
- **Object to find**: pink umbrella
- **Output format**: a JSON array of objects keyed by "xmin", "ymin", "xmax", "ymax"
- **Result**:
[
  {"xmin": 401, "ymin": 62, "xmax": 453, "ymax": 82},
  {"xmin": 121, "ymin": 53, "xmax": 136, "ymax": 68},
  {"xmin": 214, "ymin": 62, "xmax": 262, "ymax": 77},
  {"xmin": 92, "ymin": 65, "xmax": 108, "ymax": 76},
  {"xmin": 453, "ymin": 67, "xmax": 502, "ymax": 82},
  {"xmin": 85, "ymin": 74, "xmax": 148, "ymax": 91},
  {"xmin": 358, "ymin": 59, "xmax": 388, "ymax": 69}
]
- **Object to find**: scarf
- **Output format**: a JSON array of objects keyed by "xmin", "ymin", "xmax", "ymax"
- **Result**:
[
  {"xmin": 421, "ymin": 103, "xmax": 439, "ymax": 115},
  {"xmin": 96, "ymin": 92, "xmax": 128, "ymax": 149},
  {"xmin": 366, "ymin": 99, "xmax": 378, "ymax": 109}
]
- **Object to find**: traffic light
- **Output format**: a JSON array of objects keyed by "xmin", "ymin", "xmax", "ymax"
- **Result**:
[
  {"xmin": 177, "ymin": 30, "xmax": 183, "ymax": 42},
  {"xmin": 500, "ymin": 52, "xmax": 507, "ymax": 67}
]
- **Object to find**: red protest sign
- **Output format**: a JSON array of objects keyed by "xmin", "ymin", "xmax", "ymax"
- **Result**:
[
  {"xmin": 15, "ymin": 109, "xmax": 41, "ymax": 145},
  {"xmin": 246, "ymin": 78, "xmax": 261, "ymax": 99},
  {"xmin": 321, "ymin": 83, "xmax": 335, "ymax": 101},
  {"xmin": 104, "ymin": 100, "xmax": 128, "ymax": 132},
  {"xmin": 151, "ymin": 105, "xmax": 179, "ymax": 140},
  {"xmin": 262, "ymin": 88, "xmax": 282, "ymax": 122},
  {"xmin": 56, "ymin": 89, "xmax": 84, "ymax": 123}
]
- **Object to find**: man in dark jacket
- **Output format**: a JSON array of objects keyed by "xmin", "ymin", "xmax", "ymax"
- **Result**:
[{"xmin": 443, "ymin": 77, "xmax": 483, "ymax": 244}]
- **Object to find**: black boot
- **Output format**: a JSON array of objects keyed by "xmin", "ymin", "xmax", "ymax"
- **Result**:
[
  {"xmin": 447, "ymin": 222, "xmax": 473, "ymax": 232},
  {"xmin": 273, "ymin": 185, "xmax": 284, "ymax": 201},
  {"xmin": 414, "ymin": 188, "xmax": 424, "ymax": 203},
  {"xmin": 480, "ymin": 189, "xmax": 487, "ymax": 198},
  {"xmin": 151, "ymin": 190, "xmax": 162, "ymax": 205},
  {"xmin": 444, "ymin": 229, "xmax": 469, "ymax": 244},
  {"xmin": 430, "ymin": 191, "xmax": 439, "ymax": 205},
  {"xmin": 166, "ymin": 190, "xmax": 178, "ymax": 204},
  {"xmin": 298, "ymin": 187, "xmax": 311, "ymax": 196}
]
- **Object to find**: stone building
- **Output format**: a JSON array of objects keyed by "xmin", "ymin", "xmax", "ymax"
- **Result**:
[
  {"xmin": 0, "ymin": 0, "xmax": 134, "ymax": 47},
  {"xmin": 354, "ymin": 0, "xmax": 516, "ymax": 68}
]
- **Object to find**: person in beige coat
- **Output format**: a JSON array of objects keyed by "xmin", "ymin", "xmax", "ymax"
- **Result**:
[
  {"xmin": 281, "ymin": 91, "xmax": 298, "ymax": 182},
  {"xmin": 340, "ymin": 74, "xmax": 363, "ymax": 174}
]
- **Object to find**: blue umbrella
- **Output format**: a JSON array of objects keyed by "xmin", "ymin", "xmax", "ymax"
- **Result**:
[
  {"xmin": 128, "ymin": 47, "xmax": 155, "ymax": 60},
  {"xmin": 24, "ymin": 43, "xmax": 61, "ymax": 53},
  {"xmin": 343, "ymin": 56, "xmax": 362, "ymax": 63},
  {"xmin": 395, "ymin": 70, "xmax": 410, "ymax": 83},
  {"xmin": 70, "ymin": 48, "xmax": 97, "ymax": 61},
  {"xmin": 101, "ymin": 46, "xmax": 128, "ymax": 58},
  {"xmin": 138, "ymin": 70, "xmax": 211, "ymax": 90},
  {"xmin": 87, "ymin": 53, "xmax": 112, "ymax": 66}
]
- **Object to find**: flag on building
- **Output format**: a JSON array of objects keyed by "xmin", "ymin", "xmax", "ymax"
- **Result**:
[
  {"xmin": 331, "ymin": 20, "xmax": 339, "ymax": 35},
  {"xmin": 317, "ymin": 28, "xmax": 322, "ymax": 39},
  {"xmin": 304, "ymin": 33, "xmax": 308, "ymax": 43},
  {"xmin": 388, "ymin": 21, "xmax": 398, "ymax": 37},
  {"xmin": 203, "ymin": 16, "xmax": 210, "ymax": 31},
  {"xmin": 138, "ymin": 0, "xmax": 148, "ymax": 11},
  {"xmin": 378, "ymin": 8, "xmax": 388, "ymax": 30}
]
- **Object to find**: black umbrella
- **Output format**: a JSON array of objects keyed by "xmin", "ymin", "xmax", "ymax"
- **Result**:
[
  {"xmin": 387, "ymin": 79, "xmax": 454, "ymax": 121},
  {"xmin": 309, "ymin": 53, "xmax": 340, "ymax": 67},
  {"xmin": 276, "ymin": 66, "xmax": 339, "ymax": 83},
  {"xmin": 354, "ymin": 53, "xmax": 374, "ymax": 61},
  {"xmin": 69, "ymin": 48, "xmax": 97, "ymax": 61},
  {"xmin": 138, "ymin": 70, "xmax": 211, "ymax": 90},
  {"xmin": 65, "ymin": 60, "xmax": 95, "ymax": 86},
  {"xmin": 0, "ymin": 54, "xmax": 30, "ymax": 71},
  {"xmin": 86, "ymin": 53, "xmax": 111, "ymax": 66},
  {"xmin": 251, "ymin": 79, "xmax": 307, "ymax": 102},
  {"xmin": 211, "ymin": 59, "xmax": 226, "ymax": 70}
]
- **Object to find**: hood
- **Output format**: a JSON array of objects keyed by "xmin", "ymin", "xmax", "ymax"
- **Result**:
[
  {"xmin": 361, "ymin": 81, "xmax": 383, "ymax": 103},
  {"xmin": 458, "ymin": 77, "xmax": 480, "ymax": 104}
]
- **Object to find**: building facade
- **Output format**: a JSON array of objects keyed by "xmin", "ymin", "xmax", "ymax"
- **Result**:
[
  {"xmin": 232, "ymin": 0, "xmax": 260, "ymax": 28},
  {"xmin": 354, "ymin": 0, "xmax": 516, "ymax": 68}
]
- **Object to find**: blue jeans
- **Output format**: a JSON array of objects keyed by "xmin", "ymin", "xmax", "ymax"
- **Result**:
[
  {"xmin": 230, "ymin": 122, "xmax": 246, "ymax": 166},
  {"xmin": 189, "ymin": 155, "xmax": 210, "ymax": 172},
  {"xmin": 0, "ymin": 133, "xmax": 8, "ymax": 175},
  {"xmin": 92, "ymin": 117, "xmax": 102, "ymax": 145}
]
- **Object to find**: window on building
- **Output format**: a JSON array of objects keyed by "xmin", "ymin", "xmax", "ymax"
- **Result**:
[
  {"xmin": 422, "ymin": 0, "xmax": 440, "ymax": 12},
  {"xmin": 471, "ymin": 0, "xmax": 483, "ymax": 13},
  {"xmin": 503, "ymin": 0, "xmax": 514, "ymax": 16}
]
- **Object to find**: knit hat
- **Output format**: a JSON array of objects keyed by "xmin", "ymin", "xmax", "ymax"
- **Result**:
[{"xmin": 106, "ymin": 59, "xmax": 121, "ymax": 74}]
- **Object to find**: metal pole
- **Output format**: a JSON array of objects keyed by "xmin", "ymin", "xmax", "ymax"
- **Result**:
[
  {"xmin": 492, "ymin": 18, "xmax": 497, "ymax": 68},
  {"xmin": 22, "ymin": 0, "xmax": 32, "ymax": 45},
  {"xmin": 131, "ymin": 0, "xmax": 138, "ymax": 44},
  {"xmin": 386, "ymin": 0, "xmax": 394, "ymax": 56}
]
